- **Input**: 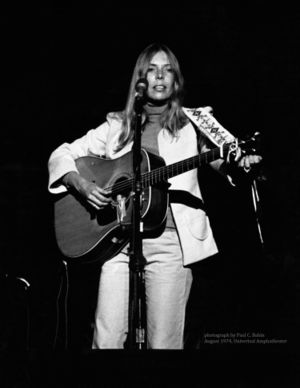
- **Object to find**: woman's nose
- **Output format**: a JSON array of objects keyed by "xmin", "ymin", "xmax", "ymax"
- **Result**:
[{"xmin": 156, "ymin": 69, "xmax": 164, "ymax": 79}]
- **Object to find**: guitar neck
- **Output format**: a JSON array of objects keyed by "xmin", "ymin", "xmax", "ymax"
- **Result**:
[
  {"xmin": 108, "ymin": 133, "xmax": 259, "ymax": 195},
  {"xmin": 142, "ymin": 143, "xmax": 230, "ymax": 188}
]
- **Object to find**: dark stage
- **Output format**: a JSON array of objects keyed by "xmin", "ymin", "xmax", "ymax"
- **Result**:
[{"xmin": 1, "ymin": 5, "xmax": 300, "ymax": 387}]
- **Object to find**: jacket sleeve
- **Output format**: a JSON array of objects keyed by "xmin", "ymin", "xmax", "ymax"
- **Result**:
[{"xmin": 48, "ymin": 120, "xmax": 110, "ymax": 194}]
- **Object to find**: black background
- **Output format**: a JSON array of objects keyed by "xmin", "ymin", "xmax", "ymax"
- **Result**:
[{"xmin": 1, "ymin": 4, "xmax": 299, "ymax": 387}]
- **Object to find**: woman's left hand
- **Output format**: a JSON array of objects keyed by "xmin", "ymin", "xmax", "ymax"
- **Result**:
[{"xmin": 233, "ymin": 148, "xmax": 263, "ymax": 171}]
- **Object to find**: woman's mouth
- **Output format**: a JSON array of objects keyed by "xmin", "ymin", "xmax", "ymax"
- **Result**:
[{"xmin": 154, "ymin": 85, "xmax": 166, "ymax": 91}]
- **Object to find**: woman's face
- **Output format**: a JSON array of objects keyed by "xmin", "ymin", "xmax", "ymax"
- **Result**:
[{"xmin": 145, "ymin": 51, "xmax": 175, "ymax": 103}]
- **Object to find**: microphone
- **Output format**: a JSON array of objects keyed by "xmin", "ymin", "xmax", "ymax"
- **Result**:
[{"xmin": 135, "ymin": 78, "xmax": 148, "ymax": 99}]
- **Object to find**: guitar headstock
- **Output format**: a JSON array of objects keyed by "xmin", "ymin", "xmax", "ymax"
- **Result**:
[
  {"xmin": 229, "ymin": 132, "xmax": 261, "ymax": 155},
  {"xmin": 238, "ymin": 131, "xmax": 262, "ymax": 155},
  {"xmin": 225, "ymin": 132, "xmax": 261, "ymax": 162}
]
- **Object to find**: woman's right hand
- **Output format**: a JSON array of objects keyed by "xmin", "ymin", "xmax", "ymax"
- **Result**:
[{"xmin": 62, "ymin": 171, "xmax": 112, "ymax": 210}]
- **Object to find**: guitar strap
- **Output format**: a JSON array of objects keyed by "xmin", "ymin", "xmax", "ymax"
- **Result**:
[
  {"xmin": 183, "ymin": 107, "xmax": 238, "ymax": 186},
  {"xmin": 182, "ymin": 107, "xmax": 236, "ymax": 148}
]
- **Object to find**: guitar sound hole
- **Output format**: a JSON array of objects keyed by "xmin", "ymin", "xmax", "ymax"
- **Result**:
[{"xmin": 96, "ymin": 205, "xmax": 116, "ymax": 226}]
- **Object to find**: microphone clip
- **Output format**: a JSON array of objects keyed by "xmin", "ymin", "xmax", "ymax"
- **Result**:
[{"xmin": 134, "ymin": 78, "xmax": 148, "ymax": 108}]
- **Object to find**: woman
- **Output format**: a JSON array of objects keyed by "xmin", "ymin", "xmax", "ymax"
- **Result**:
[{"xmin": 48, "ymin": 43, "xmax": 261, "ymax": 349}]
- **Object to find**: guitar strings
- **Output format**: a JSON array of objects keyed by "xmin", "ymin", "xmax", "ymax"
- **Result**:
[{"xmin": 105, "ymin": 146, "xmax": 224, "ymax": 195}]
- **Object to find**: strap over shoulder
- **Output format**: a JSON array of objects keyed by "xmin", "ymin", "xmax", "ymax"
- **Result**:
[{"xmin": 182, "ymin": 107, "xmax": 235, "ymax": 147}]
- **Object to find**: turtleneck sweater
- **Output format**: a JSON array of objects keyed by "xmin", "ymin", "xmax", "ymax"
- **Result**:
[
  {"xmin": 141, "ymin": 103, "xmax": 176, "ymax": 229},
  {"xmin": 141, "ymin": 103, "xmax": 167, "ymax": 156}
]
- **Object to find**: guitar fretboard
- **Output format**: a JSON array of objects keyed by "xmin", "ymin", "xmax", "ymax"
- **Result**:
[{"xmin": 109, "ymin": 143, "xmax": 232, "ymax": 195}]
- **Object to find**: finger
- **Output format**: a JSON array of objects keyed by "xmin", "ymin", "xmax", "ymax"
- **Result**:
[
  {"xmin": 237, "ymin": 156, "xmax": 245, "ymax": 167},
  {"xmin": 253, "ymin": 155, "xmax": 262, "ymax": 164},
  {"xmin": 205, "ymin": 106, "xmax": 213, "ymax": 115},
  {"xmin": 89, "ymin": 193, "xmax": 111, "ymax": 207},
  {"xmin": 249, "ymin": 155, "xmax": 262, "ymax": 165},
  {"xmin": 244, "ymin": 156, "xmax": 251, "ymax": 169},
  {"xmin": 95, "ymin": 187, "xmax": 112, "ymax": 200},
  {"xmin": 92, "ymin": 189, "xmax": 112, "ymax": 203},
  {"xmin": 96, "ymin": 193, "xmax": 111, "ymax": 203},
  {"xmin": 88, "ymin": 194, "xmax": 103, "ymax": 207},
  {"xmin": 87, "ymin": 199, "xmax": 100, "ymax": 210},
  {"xmin": 234, "ymin": 147, "xmax": 242, "ymax": 161},
  {"xmin": 98, "ymin": 187, "xmax": 112, "ymax": 196}
]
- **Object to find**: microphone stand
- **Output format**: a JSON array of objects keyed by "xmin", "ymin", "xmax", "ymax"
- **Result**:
[{"xmin": 126, "ymin": 94, "xmax": 147, "ymax": 349}]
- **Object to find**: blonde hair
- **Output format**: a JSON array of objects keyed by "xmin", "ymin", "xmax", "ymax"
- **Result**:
[{"xmin": 113, "ymin": 43, "xmax": 188, "ymax": 151}]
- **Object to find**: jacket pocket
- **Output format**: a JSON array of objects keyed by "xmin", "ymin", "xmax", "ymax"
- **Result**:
[{"xmin": 183, "ymin": 209, "xmax": 209, "ymax": 240}]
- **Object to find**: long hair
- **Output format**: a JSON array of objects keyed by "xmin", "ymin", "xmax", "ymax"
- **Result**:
[{"xmin": 113, "ymin": 43, "xmax": 188, "ymax": 151}]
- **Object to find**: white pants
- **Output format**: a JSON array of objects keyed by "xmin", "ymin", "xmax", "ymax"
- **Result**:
[{"xmin": 92, "ymin": 229, "xmax": 193, "ymax": 349}]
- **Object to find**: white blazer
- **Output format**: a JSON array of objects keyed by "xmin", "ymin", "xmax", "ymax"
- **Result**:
[{"xmin": 48, "ymin": 114, "xmax": 218, "ymax": 266}]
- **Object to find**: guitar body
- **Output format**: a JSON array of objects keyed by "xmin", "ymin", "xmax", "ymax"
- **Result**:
[{"xmin": 54, "ymin": 149, "xmax": 168, "ymax": 264}]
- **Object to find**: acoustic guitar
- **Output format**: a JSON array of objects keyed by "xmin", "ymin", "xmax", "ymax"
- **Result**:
[{"xmin": 54, "ymin": 134, "xmax": 259, "ymax": 264}]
